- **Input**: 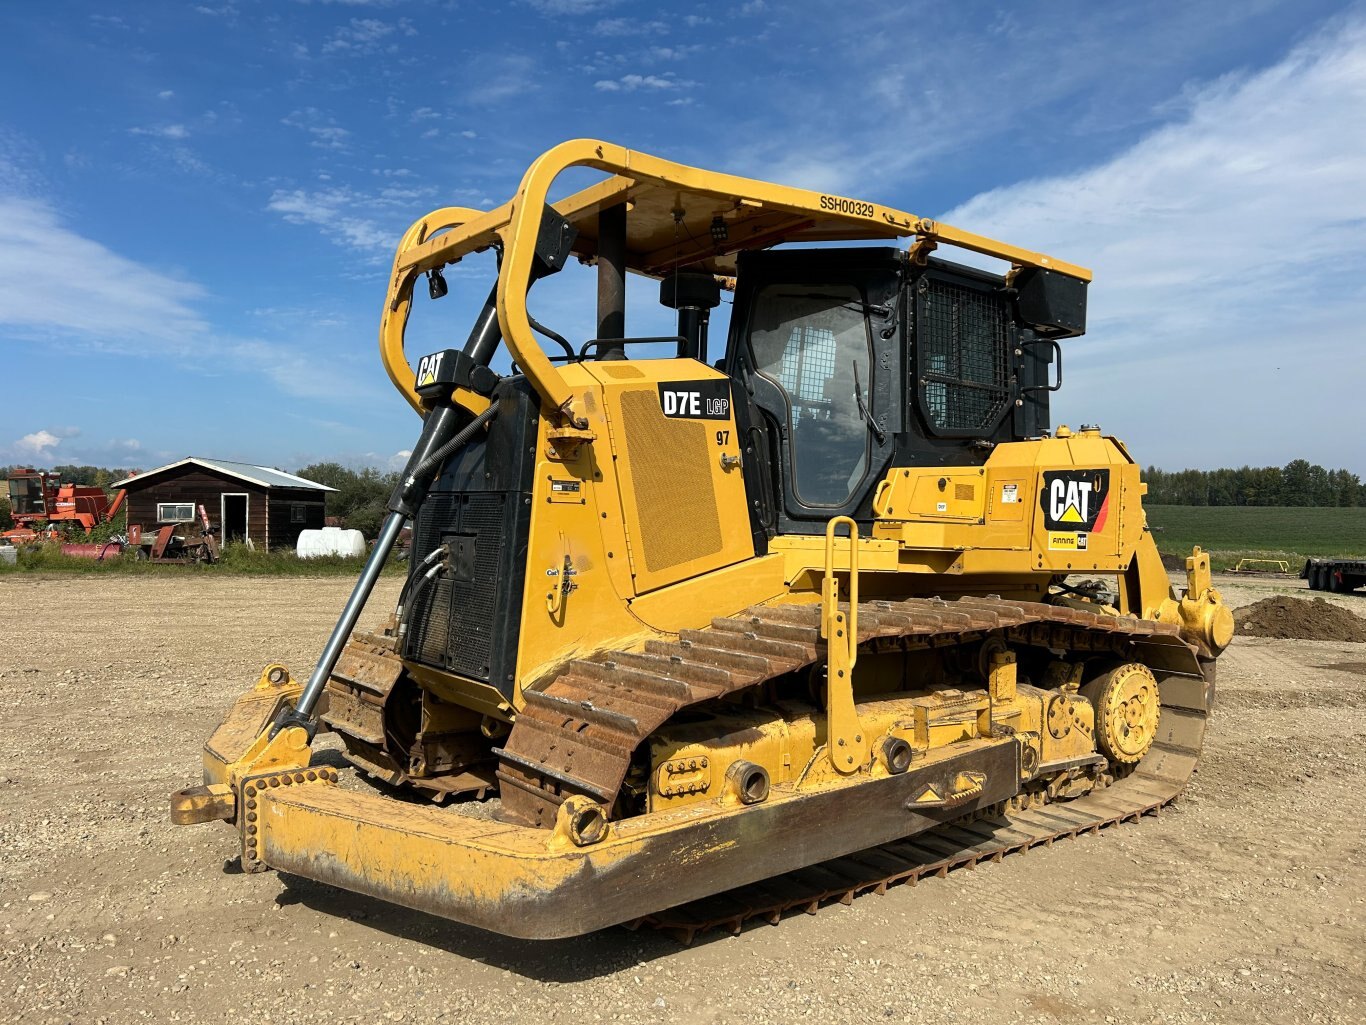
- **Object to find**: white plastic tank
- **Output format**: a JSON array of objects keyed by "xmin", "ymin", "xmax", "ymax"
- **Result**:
[
  {"xmin": 0, "ymin": 545, "xmax": 16, "ymax": 566},
  {"xmin": 296, "ymin": 526, "xmax": 367, "ymax": 559}
]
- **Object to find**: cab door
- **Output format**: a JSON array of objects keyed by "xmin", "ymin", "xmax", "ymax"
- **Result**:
[{"xmin": 728, "ymin": 250, "xmax": 899, "ymax": 534}]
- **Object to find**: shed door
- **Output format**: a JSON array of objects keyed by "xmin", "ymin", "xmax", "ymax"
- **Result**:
[{"xmin": 221, "ymin": 493, "xmax": 249, "ymax": 544}]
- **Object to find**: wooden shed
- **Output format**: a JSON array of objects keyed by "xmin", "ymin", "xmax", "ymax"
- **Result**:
[{"xmin": 111, "ymin": 458, "xmax": 335, "ymax": 550}]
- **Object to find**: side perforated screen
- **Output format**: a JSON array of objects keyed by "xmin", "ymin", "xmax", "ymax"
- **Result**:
[
  {"xmin": 409, "ymin": 492, "xmax": 506, "ymax": 680},
  {"xmin": 619, "ymin": 389, "xmax": 723, "ymax": 574},
  {"xmin": 915, "ymin": 276, "xmax": 1012, "ymax": 436}
]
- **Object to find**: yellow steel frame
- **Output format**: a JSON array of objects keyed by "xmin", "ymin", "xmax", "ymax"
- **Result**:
[
  {"xmin": 822, "ymin": 516, "xmax": 866, "ymax": 773},
  {"xmin": 379, "ymin": 139, "xmax": 1093, "ymax": 421}
]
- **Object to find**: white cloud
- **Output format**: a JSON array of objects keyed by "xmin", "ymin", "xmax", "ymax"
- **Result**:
[
  {"xmin": 129, "ymin": 124, "xmax": 190, "ymax": 139},
  {"xmin": 463, "ymin": 55, "xmax": 538, "ymax": 105},
  {"xmin": 526, "ymin": 0, "xmax": 620, "ymax": 13},
  {"xmin": 227, "ymin": 339, "xmax": 367, "ymax": 399},
  {"xmin": 0, "ymin": 195, "xmax": 207, "ymax": 345},
  {"xmin": 942, "ymin": 17, "xmax": 1366, "ymax": 472},
  {"xmin": 267, "ymin": 188, "xmax": 391, "ymax": 252},
  {"xmin": 322, "ymin": 17, "xmax": 401, "ymax": 55},
  {"xmin": 0, "ymin": 427, "xmax": 136, "ymax": 465},
  {"xmin": 11, "ymin": 430, "xmax": 64, "ymax": 459},
  {"xmin": 281, "ymin": 108, "xmax": 350, "ymax": 150},
  {"xmin": 647, "ymin": 45, "xmax": 700, "ymax": 61},
  {"xmin": 594, "ymin": 73, "xmax": 692, "ymax": 92},
  {"xmin": 0, "ymin": 185, "xmax": 367, "ymax": 407},
  {"xmin": 592, "ymin": 17, "xmax": 665, "ymax": 36},
  {"xmin": 265, "ymin": 181, "xmax": 435, "ymax": 256},
  {"xmin": 157, "ymin": 89, "xmax": 175, "ymax": 100}
]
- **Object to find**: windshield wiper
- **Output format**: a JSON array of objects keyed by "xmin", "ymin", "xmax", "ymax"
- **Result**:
[{"xmin": 852, "ymin": 361, "xmax": 886, "ymax": 446}]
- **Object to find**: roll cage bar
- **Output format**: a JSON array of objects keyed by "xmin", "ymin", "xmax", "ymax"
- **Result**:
[{"xmin": 379, "ymin": 139, "xmax": 1092, "ymax": 425}]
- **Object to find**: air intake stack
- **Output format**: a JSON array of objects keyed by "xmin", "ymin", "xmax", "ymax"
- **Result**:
[{"xmin": 661, "ymin": 272, "xmax": 722, "ymax": 362}]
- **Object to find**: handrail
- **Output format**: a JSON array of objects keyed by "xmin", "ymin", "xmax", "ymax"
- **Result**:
[{"xmin": 822, "ymin": 516, "xmax": 865, "ymax": 775}]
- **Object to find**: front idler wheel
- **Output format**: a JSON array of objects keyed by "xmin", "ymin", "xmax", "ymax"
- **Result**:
[{"xmin": 1082, "ymin": 662, "xmax": 1161, "ymax": 765}]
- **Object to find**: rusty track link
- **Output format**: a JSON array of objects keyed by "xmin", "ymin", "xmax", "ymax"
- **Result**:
[{"xmin": 495, "ymin": 596, "xmax": 1200, "ymax": 827}]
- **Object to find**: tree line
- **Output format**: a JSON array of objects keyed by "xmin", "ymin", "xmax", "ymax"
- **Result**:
[
  {"xmin": 294, "ymin": 463, "xmax": 396, "ymax": 538},
  {"xmin": 1143, "ymin": 460, "xmax": 1365, "ymax": 507}
]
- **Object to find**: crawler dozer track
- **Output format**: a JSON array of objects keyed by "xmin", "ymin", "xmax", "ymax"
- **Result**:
[
  {"xmin": 313, "ymin": 594, "xmax": 1208, "ymax": 934},
  {"xmin": 638, "ymin": 712, "xmax": 1203, "ymax": 942},
  {"xmin": 633, "ymin": 787, "xmax": 1191, "ymax": 945},
  {"xmin": 490, "ymin": 595, "xmax": 1210, "ymax": 938},
  {"xmin": 496, "ymin": 594, "xmax": 1207, "ymax": 816}
]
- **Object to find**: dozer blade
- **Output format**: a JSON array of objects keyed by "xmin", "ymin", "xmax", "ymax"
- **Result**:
[{"xmin": 246, "ymin": 739, "xmax": 1018, "ymax": 939}]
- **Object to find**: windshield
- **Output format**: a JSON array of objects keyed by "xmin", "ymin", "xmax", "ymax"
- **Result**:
[
  {"xmin": 749, "ymin": 284, "xmax": 873, "ymax": 507},
  {"xmin": 8, "ymin": 475, "xmax": 47, "ymax": 517}
]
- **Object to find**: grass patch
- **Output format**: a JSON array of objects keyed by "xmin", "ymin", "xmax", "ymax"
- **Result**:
[
  {"xmin": 0, "ymin": 541, "xmax": 404, "ymax": 576},
  {"xmin": 215, "ymin": 543, "xmax": 404, "ymax": 576},
  {"xmin": 1147, "ymin": 505, "xmax": 1366, "ymax": 569}
]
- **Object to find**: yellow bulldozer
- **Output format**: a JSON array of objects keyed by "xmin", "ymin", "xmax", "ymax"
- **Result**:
[{"xmin": 172, "ymin": 140, "xmax": 1234, "ymax": 940}]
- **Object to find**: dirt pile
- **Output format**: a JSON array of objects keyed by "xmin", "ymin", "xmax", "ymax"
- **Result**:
[{"xmin": 1234, "ymin": 595, "xmax": 1366, "ymax": 641}]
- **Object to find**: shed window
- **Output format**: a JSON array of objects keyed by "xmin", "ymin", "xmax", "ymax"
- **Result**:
[
  {"xmin": 157, "ymin": 503, "xmax": 196, "ymax": 522},
  {"xmin": 291, "ymin": 503, "xmax": 307, "ymax": 524}
]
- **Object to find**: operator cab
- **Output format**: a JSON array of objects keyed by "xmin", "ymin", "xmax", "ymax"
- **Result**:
[
  {"xmin": 7, "ymin": 471, "xmax": 50, "ymax": 520},
  {"xmin": 721, "ymin": 247, "xmax": 1082, "ymax": 539}
]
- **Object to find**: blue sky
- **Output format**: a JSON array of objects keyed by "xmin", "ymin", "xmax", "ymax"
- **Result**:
[{"xmin": 2, "ymin": 0, "xmax": 1364, "ymax": 475}]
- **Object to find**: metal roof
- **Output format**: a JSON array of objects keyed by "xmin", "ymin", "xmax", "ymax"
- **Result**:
[{"xmin": 111, "ymin": 457, "xmax": 337, "ymax": 492}]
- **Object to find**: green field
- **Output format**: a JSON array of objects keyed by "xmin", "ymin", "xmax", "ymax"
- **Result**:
[{"xmin": 1146, "ymin": 505, "xmax": 1366, "ymax": 568}]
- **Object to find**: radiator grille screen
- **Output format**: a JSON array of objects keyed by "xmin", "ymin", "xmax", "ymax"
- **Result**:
[
  {"xmin": 408, "ymin": 491, "xmax": 507, "ymax": 680},
  {"xmin": 619, "ymin": 389, "xmax": 722, "ymax": 574},
  {"xmin": 916, "ymin": 278, "xmax": 1011, "ymax": 435}
]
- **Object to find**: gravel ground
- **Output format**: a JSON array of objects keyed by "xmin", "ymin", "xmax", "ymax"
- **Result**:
[{"xmin": 1, "ymin": 572, "xmax": 1363, "ymax": 1024}]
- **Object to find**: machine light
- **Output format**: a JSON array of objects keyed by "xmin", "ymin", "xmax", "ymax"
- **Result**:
[{"xmin": 428, "ymin": 267, "xmax": 449, "ymax": 300}]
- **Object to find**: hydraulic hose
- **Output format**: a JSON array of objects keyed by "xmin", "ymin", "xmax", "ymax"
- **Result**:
[
  {"xmin": 405, "ymin": 404, "xmax": 499, "ymax": 494},
  {"xmin": 394, "ymin": 542, "xmax": 448, "ymax": 616},
  {"xmin": 396, "ymin": 559, "xmax": 446, "ymax": 644}
]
